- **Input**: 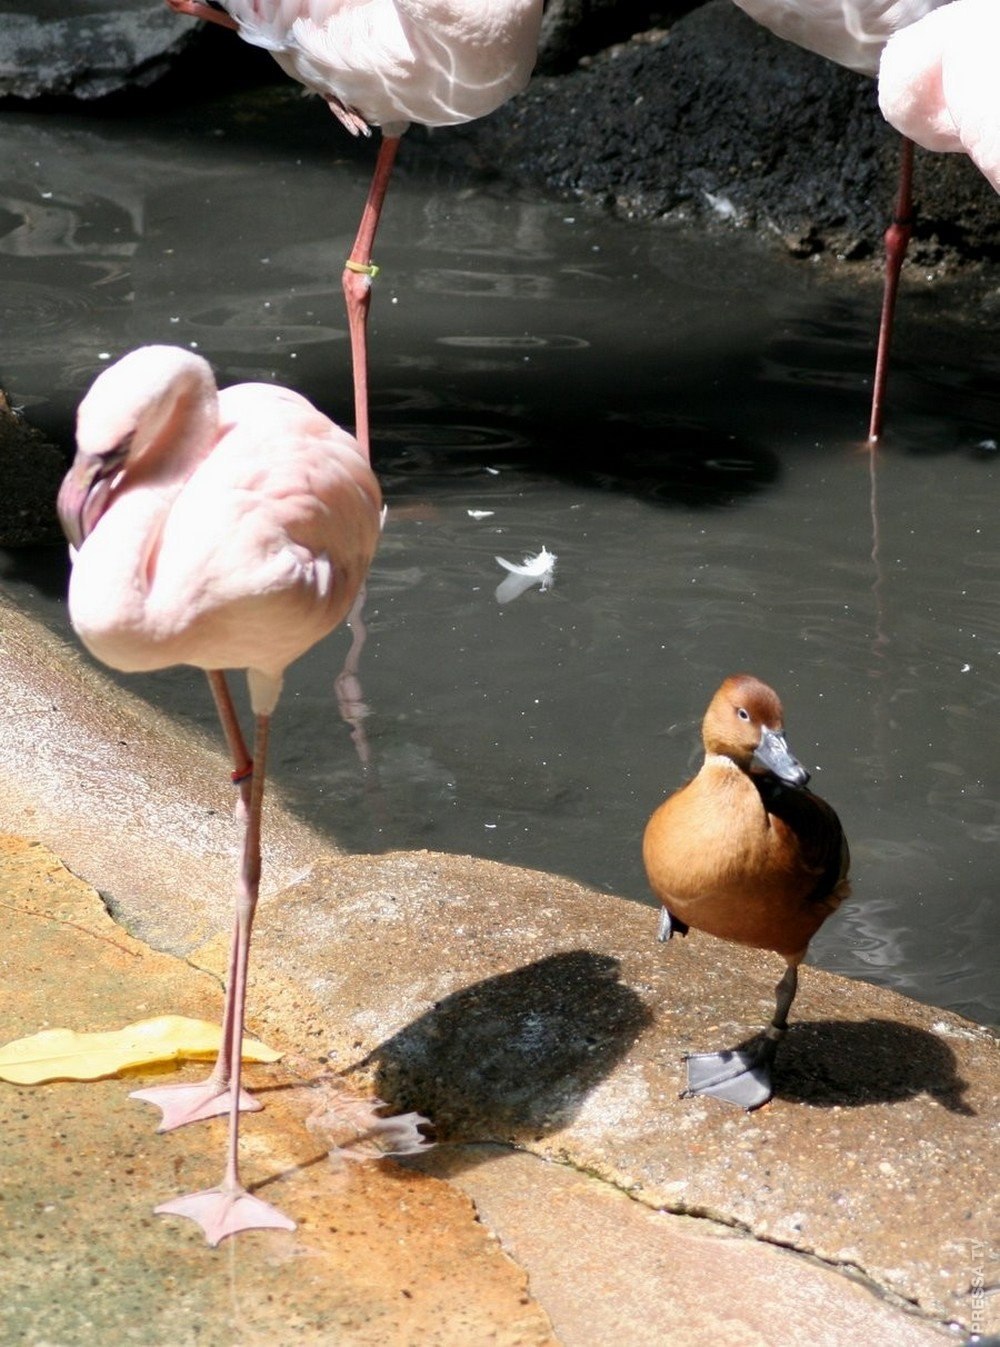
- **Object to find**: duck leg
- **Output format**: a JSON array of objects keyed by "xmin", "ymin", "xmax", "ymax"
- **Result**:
[
  {"xmin": 681, "ymin": 963, "xmax": 799, "ymax": 1111},
  {"xmin": 656, "ymin": 906, "xmax": 688, "ymax": 941}
]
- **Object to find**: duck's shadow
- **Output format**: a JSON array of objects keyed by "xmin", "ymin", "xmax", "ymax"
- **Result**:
[
  {"xmin": 347, "ymin": 949, "xmax": 975, "ymax": 1142},
  {"xmin": 768, "ymin": 1017, "xmax": 975, "ymax": 1114},
  {"xmin": 349, "ymin": 948, "xmax": 653, "ymax": 1139}
]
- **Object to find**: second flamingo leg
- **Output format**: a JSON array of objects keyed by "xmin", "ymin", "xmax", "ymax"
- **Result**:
[
  {"xmin": 130, "ymin": 670, "xmax": 261, "ymax": 1131},
  {"xmin": 341, "ymin": 133, "xmax": 401, "ymax": 463},
  {"xmin": 152, "ymin": 710, "xmax": 295, "ymax": 1244},
  {"xmin": 867, "ymin": 136, "xmax": 915, "ymax": 445}
]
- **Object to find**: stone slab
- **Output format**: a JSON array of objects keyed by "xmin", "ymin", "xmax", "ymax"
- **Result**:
[
  {"xmin": 416, "ymin": 1144, "xmax": 952, "ymax": 1347},
  {"xmin": 0, "ymin": 836, "xmax": 557, "ymax": 1347}
]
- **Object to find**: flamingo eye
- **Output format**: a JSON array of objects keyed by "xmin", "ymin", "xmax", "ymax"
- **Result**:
[{"xmin": 737, "ymin": 707, "xmax": 751, "ymax": 722}]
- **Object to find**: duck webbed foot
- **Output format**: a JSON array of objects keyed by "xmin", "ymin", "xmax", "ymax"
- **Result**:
[
  {"xmin": 681, "ymin": 1028, "xmax": 783, "ymax": 1110},
  {"xmin": 680, "ymin": 962, "xmax": 799, "ymax": 1109}
]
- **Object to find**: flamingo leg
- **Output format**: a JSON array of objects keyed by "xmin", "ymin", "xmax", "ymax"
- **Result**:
[
  {"xmin": 164, "ymin": 0, "xmax": 238, "ymax": 29},
  {"xmin": 681, "ymin": 962, "xmax": 800, "ymax": 1111},
  {"xmin": 130, "ymin": 670, "xmax": 261, "ymax": 1131},
  {"xmin": 153, "ymin": 712, "xmax": 295, "ymax": 1245},
  {"xmin": 867, "ymin": 136, "xmax": 915, "ymax": 445},
  {"xmin": 342, "ymin": 133, "xmax": 401, "ymax": 463}
]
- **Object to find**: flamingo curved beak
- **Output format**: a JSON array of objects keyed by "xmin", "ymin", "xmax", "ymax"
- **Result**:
[
  {"xmin": 752, "ymin": 727, "xmax": 810, "ymax": 787},
  {"xmin": 57, "ymin": 445, "xmax": 128, "ymax": 552}
]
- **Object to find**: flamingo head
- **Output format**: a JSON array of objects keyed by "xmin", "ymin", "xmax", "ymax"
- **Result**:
[
  {"xmin": 57, "ymin": 436, "xmax": 130, "ymax": 552},
  {"xmin": 58, "ymin": 345, "xmax": 215, "ymax": 551}
]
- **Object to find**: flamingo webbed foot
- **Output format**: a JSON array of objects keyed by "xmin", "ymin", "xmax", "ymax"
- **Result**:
[
  {"xmin": 130, "ymin": 1079, "xmax": 261, "ymax": 1133},
  {"xmin": 154, "ymin": 1185, "xmax": 295, "ymax": 1246}
]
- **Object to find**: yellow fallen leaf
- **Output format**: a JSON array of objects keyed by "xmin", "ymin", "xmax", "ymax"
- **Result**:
[{"xmin": 0, "ymin": 1016, "xmax": 281, "ymax": 1085}]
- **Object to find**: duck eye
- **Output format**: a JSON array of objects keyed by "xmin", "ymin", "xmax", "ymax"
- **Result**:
[{"xmin": 736, "ymin": 707, "xmax": 751, "ymax": 722}]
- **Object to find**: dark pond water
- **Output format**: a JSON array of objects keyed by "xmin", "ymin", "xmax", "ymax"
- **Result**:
[{"xmin": 1, "ymin": 87, "xmax": 998, "ymax": 1027}]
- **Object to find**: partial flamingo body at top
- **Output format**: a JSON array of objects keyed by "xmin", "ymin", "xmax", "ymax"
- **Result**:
[
  {"xmin": 165, "ymin": 0, "xmax": 544, "ymax": 462},
  {"xmin": 214, "ymin": 0, "xmax": 544, "ymax": 135},
  {"xmin": 732, "ymin": 0, "xmax": 945, "ymax": 75},
  {"xmin": 878, "ymin": 0, "xmax": 1000, "ymax": 193}
]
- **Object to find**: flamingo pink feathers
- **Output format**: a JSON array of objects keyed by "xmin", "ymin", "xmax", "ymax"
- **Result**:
[
  {"xmin": 878, "ymin": 0, "xmax": 1000, "ymax": 193},
  {"xmin": 58, "ymin": 345, "xmax": 383, "ymax": 1243}
]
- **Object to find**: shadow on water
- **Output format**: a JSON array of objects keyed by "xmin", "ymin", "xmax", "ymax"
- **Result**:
[
  {"xmin": 376, "ymin": 415, "xmax": 782, "ymax": 510},
  {"xmin": 348, "ymin": 950, "xmax": 653, "ymax": 1139}
]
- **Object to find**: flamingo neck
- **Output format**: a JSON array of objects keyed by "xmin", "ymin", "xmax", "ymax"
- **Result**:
[{"xmin": 68, "ymin": 371, "xmax": 220, "ymax": 671}]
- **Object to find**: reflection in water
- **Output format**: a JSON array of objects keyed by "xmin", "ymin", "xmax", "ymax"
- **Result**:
[
  {"xmin": 1, "ymin": 98, "xmax": 998, "ymax": 1028},
  {"xmin": 333, "ymin": 589, "xmax": 387, "ymax": 827}
]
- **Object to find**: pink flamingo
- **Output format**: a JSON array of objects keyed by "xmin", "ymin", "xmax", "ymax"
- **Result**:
[
  {"xmin": 730, "ymin": 0, "xmax": 953, "ymax": 442},
  {"xmin": 878, "ymin": 0, "xmax": 1000, "ymax": 195},
  {"xmin": 163, "ymin": 0, "xmax": 543, "ymax": 462},
  {"xmin": 57, "ymin": 344, "xmax": 383, "ymax": 1244}
]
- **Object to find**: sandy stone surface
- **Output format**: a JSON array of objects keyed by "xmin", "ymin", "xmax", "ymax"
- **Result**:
[
  {"xmin": 0, "ymin": 834, "xmax": 960, "ymax": 1346},
  {"xmin": 417, "ymin": 1145, "xmax": 952, "ymax": 1347},
  {"xmin": 0, "ymin": 835, "xmax": 557, "ymax": 1347},
  {"xmin": 236, "ymin": 849, "xmax": 997, "ymax": 1334},
  {"xmin": 0, "ymin": 597, "xmax": 323, "ymax": 951}
]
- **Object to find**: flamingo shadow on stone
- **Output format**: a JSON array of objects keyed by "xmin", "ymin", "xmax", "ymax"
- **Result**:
[{"xmin": 349, "ymin": 950, "xmax": 653, "ymax": 1144}]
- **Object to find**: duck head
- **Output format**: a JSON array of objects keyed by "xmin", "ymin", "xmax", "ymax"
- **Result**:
[{"xmin": 702, "ymin": 673, "xmax": 810, "ymax": 787}]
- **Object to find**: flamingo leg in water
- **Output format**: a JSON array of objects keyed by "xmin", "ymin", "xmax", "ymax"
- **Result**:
[
  {"xmin": 130, "ymin": 670, "xmax": 261, "ymax": 1131},
  {"xmin": 154, "ymin": 712, "xmax": 295, "ymax": 1244},
  {"xmin": 342, "ymin": 134, "xmax": 401, "ymax": 463},
  {"xmin": 867, "ymin": 137, "xmax": 915, "ymax": 445}
]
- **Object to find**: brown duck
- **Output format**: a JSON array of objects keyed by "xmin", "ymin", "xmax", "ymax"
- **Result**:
[{"xmin": 643, "ymin": 673, "xmax": 850, "ymax": 1108}]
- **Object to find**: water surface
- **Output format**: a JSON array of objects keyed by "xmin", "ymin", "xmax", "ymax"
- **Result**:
[{"xmin": 1, "ymin": 90, "xmax": 998, "ymax": 1026}]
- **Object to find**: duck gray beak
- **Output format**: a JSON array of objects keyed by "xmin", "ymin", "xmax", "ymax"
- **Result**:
[{"xmin": 752, "ymin": 727, "xmax": 810, "ymax": 787}]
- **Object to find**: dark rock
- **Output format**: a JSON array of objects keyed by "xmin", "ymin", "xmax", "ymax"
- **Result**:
[
  {"xmin": 427, "ymin": 1, "xmax": 1000, "ymax": 271},
  {"xmin": 0, "ymin": 0, "xmax": 194, "ymax": 101},
  {"xmin": 538, "ymin": 1, "xmax": 698, "ymax": 74},
  {"xmin": 0, "ymin": 388, "xmax": 65, "ymax": 545}
]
